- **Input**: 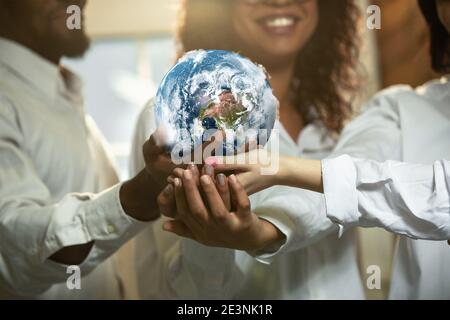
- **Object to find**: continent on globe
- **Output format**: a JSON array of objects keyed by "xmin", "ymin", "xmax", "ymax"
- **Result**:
[{"xmin": 199, "ymin": 89, "xmax": 249, "ymax": 130}]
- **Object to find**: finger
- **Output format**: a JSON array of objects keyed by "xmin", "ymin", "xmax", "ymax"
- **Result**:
[
  {"xmin": 162, "ymin": 220, "xmax": 195, "ymax": 240},
  {"xmin": 143, "ymin": 137, "xmax": 175, "ymax": 176},
  {"xmin": 167, "ymin": 175, "xmax": 175, "ymax": 184},
  {"xmin": 200, "ymin": 175, "xmax": 229, "ymax": 221},
  {"xmin": 144, "ymin": 131, "xmax": 166, "ymax": 156},
  {"xmin": 157, "ymin": 184, "xmax": 176, "ymax": 218},
  {"xmin": 172, "ymin": 168, "xmax": 184, "ymax": 179},
  {"xmin": 216, "ymin": 174, "xmax": 231, "ymax": 211},
  {"xmin": 151, "ymin": 126, "xmax": 170, "ymax": 148},
  {"xmin": 202, "ymin": 164, "xmax": 215, "ymax": 181},
  {"xmin": 206, "ymin": 155, "xmax": 249, "ymax": 173},
  {"xmin": 228, "ymin": 174, "xmax": 251, "ymax": 218},
  {"xmin": 234, "ymin": 172, "xmax": 264, "ymax": 196},
  {"xmin": 174, "ymin": 177, "xmax": 202, "ymax": 231},
  {"xmin": 187, "ymin": 163, "xmax": 200, "ymax": 186},
  {"xmin": 182, "ymin": 170, "xmax": 209, "ymax": 223}
]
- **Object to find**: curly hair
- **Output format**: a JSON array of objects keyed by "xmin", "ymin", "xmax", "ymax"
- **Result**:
[
  {"xmin": 418, "ymin": 0, "xmax": 450, "ymax": 74},
  {"xmin": 176, "ymin": 0, "xmax": 362, "ymax": 133}
]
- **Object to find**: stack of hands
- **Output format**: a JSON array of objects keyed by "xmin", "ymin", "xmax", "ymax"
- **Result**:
[
  {"xmin": 136, "ymin": 127, "xmax": 287, "ymax": 252},
  {"xmin": 134, "ymin": 130, "xmax": 325, "ymax": 253},
  {"xmin": 157, "ymin": 161, "xmax": 286, "ymax": 252}
]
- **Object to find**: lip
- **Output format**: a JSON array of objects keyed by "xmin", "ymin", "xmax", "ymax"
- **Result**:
[{"xmin": 256, "ymin": 14, "xmax": 301, "ymax": 36}]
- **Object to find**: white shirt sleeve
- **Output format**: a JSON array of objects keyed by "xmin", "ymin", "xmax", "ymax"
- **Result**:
[
  {"xmin": 322, "ymin": 155, "xmax": 450, "ymax": 240},
  {"xmin": 251, "ymin": 90, "xmax": 405, "ymax": 260},
  {"xmin": 131, "ymin": 102, "xmax": 244, "ymax": 299},
  {"xmin": 0, "ymin": 99, "xmax": 148, "ymax": 296}
]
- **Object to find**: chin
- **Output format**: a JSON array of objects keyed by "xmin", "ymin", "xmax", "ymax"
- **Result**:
[
  {"xmin": 258, "ymin": 44, "xmax": 302, "ymax": 61},
  {"xmin": 61, "ymin": 31, "xmax": 91, "ymax": 58}
]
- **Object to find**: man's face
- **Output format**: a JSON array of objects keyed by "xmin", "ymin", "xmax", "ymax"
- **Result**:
[{"xmin": 4, "ymin": 0, "xmax": 90, "ymax": 60}]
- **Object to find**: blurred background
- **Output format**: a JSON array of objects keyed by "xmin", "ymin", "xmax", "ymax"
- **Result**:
[{"xmin": 64, "ymin": 0, "xmax": 437, "ymax": 300}]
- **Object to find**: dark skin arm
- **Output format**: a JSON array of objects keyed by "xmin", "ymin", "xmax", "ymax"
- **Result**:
[{"xmin": 49, "ymin": 132, "xmax": 175, "ymax": 265}]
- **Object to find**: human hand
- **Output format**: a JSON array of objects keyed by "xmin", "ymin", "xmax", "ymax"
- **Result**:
[
  {"xmin": 162, "ymin": 167, "xmax": 285, "ymax": 252},
  {"xmin": 120, "ymin": 128, "xmax": 176, "ymax": 222},
  {"xmin": 205, "ymin": 148, "xmax": 279, "ymax": 195}
]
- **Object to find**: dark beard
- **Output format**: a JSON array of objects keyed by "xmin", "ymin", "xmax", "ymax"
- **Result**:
[
  {"xmin": 39, "ymin": 27, "xmax": 91, "ymax": 62},
  {"xmin": 61, "ymin": 29, "xmax": 91, "ymax": 59}
]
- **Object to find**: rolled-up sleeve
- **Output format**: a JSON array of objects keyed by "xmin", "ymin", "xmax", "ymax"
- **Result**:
[
  {"xmin": 250, "ymin": 88, "xmax": 406, "ymax": 260},
  {"xmin": 0, "ymin": 102, "xmax": 149, "ymax": 296},
  {"xmin": 322, "ymin": 155, "xmax": 450, "ymax": 240}
]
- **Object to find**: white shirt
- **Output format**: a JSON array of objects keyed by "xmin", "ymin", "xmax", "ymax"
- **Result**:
[
  {"xmin": 131, "ymin": 102, "xmax": 365, "ymax": 299},
  {"xmin": 0, "ymin": 38, "xmax": 146, "ymax": 299},
  {"xmin": 323, "ymin": 156, "xmax": 450, "ymax": 240},
  {"xmin": 323, "ymin": 78, "xmax": 450, "ymax": 299}
]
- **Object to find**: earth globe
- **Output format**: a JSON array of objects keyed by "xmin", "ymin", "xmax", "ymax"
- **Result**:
[{"xmin": 154, "ymin": 50, "xmax": 278, "ymax": 159}]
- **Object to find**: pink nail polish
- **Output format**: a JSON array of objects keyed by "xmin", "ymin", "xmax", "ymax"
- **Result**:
[{"xmin": 205, "ymin": 157, "xmax": 217, "ymax": 167}]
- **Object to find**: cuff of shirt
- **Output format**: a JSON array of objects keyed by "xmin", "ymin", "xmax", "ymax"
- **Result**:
[
  {"xmin": 322, "ymin": 155, "xmax": 360, "ymax": 232},
  {"xmin": 84, "ymin": 183, "xmax": 149, "ymax": 242},
  {"xmin": 249, "ymin": 209, "xmax": 295, "ymax": 264},
  {"xmin": 42, "ymin": 184, "xmax": 150, "ymax": 264}
]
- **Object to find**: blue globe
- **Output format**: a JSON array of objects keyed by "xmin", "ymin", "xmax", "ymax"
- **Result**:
[{"xmin": 155, "ymin": 50, "xmax": 278, "ymax": 158}]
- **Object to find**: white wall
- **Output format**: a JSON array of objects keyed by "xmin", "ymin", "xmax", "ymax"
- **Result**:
[{"xmin": 85, "ymin": 0, "xmax": 180, "ymax": 38}]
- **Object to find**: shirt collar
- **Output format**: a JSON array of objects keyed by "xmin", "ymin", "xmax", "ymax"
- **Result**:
[{"xmin": 0, "ymin": 37, "xmax": 83, "ymax": 105}]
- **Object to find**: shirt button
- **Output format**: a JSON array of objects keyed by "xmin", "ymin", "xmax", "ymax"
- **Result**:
[{"xmin": 107, "ymin": 224, "xmax": 116, "ymax": 234}]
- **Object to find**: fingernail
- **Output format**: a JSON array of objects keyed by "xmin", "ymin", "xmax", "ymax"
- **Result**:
[
  {"xmin": 188, "ymin": 163, "xmax": 197, "ymax": 171},
  {"xmin": 217, "ymin": 174, "xmax": 226, "ymax": 187},
  {"xmin": 174, "ymin": 178, "xmax": 181, "ymax": 187},
  {"xmin": 201, "ymin": 175, "xmax": 211, "ymax": 185},
  {"xmin": 205, "ymin": 164, "xmax": 214, "ymax": 176},
  {"xmin": 205, "ymin": 157, "xmax": 217, "ymax": 167},
  {"xmin": 163, "ymin": 184, "xmax": 173, "ymax": 195},
  {"xmin": 229, "ymin": 174, "xmax": 237, "ymax": 184},
  {"xmin": 184, "ymin": 170, "xmax": 192, "ymax": 180}
]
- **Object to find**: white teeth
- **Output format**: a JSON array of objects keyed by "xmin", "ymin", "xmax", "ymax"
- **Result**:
[{"xmin": 266, "ymin": 17, "xmax": 295, "ymax": 28}]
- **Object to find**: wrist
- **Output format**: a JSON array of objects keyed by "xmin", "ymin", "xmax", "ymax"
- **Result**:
[
  {"xmin": 277, "ymin": 157, "xmax": 323, "ymax": 192},
  {"xmin": 120, "ymin": 170, "xmax": 161, "ymax": 222},
  {"xmin": 254, "ymin": 218, "xmax": 286, "ymax": 253},
  {"xmin": 276, "ymin": 156, "xmax": 293, "ymax": 186}
]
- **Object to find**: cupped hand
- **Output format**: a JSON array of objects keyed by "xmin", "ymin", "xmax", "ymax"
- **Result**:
[{"xmin": 162, "ymin": 168, "xmax": 285, "ymax": 252}]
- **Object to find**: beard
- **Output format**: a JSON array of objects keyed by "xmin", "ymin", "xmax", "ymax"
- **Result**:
[
  {"xmin": 42, "ymin": 26, "xmax": 91, "ymax": 60},
  {"xmin": 60, "ymin": 29, "xmax": 91, "ymax": 59}
]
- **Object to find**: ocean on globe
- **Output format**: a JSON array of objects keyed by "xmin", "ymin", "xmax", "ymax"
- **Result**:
[{"xmin": 154, "ymin": 50, "xmax": 278, "ymax": 158}]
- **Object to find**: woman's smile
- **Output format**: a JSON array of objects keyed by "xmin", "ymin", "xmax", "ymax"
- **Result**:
[{"xmin": 256, "ymin": 14, "xmax": 302, "ymax": 36}]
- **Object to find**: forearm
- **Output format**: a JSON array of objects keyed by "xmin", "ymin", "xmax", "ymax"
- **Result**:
[
  {"xmin": 277, "ymin": 157, "xmax": 324, "ymax": 193},
  {"xmin": 48, "ymin": 170, "xmax": 161, "ymax": 266}
]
